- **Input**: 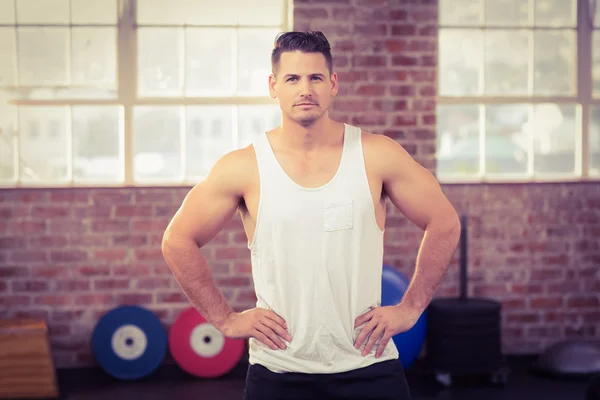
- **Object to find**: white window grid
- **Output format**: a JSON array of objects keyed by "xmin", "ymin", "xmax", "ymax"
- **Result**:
[
  {"xmin": 0, "ymin": 0, "xmax": 294, "ymax": 188},
  {"xmin": 436, "ymin": 0, "xmax": 600, "ymax": 183}
]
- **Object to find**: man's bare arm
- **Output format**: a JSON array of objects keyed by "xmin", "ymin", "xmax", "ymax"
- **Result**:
[
  {"xmin": 378, "ymin": 135, "xmax": 461, "ymax": 315},
  {"xmin": 161, "ymin": 150, "xmax": 244, "ymax": 331}
]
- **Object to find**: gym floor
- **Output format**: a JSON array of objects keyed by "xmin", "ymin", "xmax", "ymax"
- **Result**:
[{"xmin": 55, "ymin": 356, "xmax": 587, "ymax": 400}]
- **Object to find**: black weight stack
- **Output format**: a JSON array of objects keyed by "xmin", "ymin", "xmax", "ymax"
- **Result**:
[{"xmin": 425, "ymin": 215, "xmax": 507, "ymax": 387}]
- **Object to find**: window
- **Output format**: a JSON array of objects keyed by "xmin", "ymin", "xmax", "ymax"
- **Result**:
[
  {"xmin": 437, "ymin": 0, "xmax": 600, "ymax": 182},
  {"xmin": 0, "ymin": 0, "xmax": 290, "ymax": 187}
]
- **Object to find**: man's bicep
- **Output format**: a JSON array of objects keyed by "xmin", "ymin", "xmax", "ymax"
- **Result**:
[
  {"xmin": 382, "ymin": 144, "xmax": 457, "ymax": 231},
  {"xmin": 164, "ymin": 156, "xmax": 243, "ymax": 248}
]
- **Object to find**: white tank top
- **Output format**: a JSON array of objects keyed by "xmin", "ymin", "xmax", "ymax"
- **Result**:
[{"xmin": 247, "ymin": 123, "xmax": 399, "ymax": 374}]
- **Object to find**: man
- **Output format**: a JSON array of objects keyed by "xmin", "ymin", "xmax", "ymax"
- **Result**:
[{"xmin": 162, "ymin": 31, "xmax": 461, "ymax": 399}]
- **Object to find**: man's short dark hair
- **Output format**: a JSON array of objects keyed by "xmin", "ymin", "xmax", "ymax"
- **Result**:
[{"xmin": 271, "ymin": 31, "xmax": 333, "ymax": 77}]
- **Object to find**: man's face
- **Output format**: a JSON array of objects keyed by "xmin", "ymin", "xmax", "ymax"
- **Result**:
[{"xmin": 269, "ymin": 51, "xmax": 338, "ymax": 127}]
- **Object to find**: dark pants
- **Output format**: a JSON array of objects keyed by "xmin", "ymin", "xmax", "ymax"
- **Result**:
[{"xmin": 243, "ymin": 359, "xmax": 413, "ymax": 400}]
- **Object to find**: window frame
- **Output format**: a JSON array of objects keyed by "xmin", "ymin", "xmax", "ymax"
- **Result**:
[
  {"xmin": 0, "ymin": 0, "xmax": 293, "ymax": 188},
  {"xmin": 436, "ymin": 0, "xmax": 600, "ymax": 184}
]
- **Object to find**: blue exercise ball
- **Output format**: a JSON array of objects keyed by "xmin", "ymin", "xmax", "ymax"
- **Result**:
[{"xmin": 381, "ymin": 265, "xmax": 427, "ymax": 369}]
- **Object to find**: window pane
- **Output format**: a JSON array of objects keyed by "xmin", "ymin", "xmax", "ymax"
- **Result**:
[
  {"xmin": 138, "ymin": 28, "xmax": 183, "ymax": 96},
  {"xmin": 72, "ymin": 28, "xmax": 117, "ymax": 88},
  {"xmin": 185, "ymin": 28, "xmax": 234, "ymax": 96},
  {"xmin": 484, "ymin": 0, "xmax": 529, "ymax": 26},
  {"xmin": 438, "ymin": 0, "xmax": 482, "ymax": 26},
  {"xmin": 0, "ymin": 0, "xmax": 15, "ymax": 24},
  {"xmin": 186, "ymin": 106, "xmax": 233, "ymax": 178},
  {"xmin": 0, "ymin": 102, "xmax": 16, "ymax": 183},
  {"xmin": 71, "ymin": 0, "xmax": 117, "ymax": 24},
  {"xmin": 19, "ymin": 106, "xmax": 69, "ymax": 183},
  {"xmin": 439, "ymin": 29, "xmax": 482, "ymax": 96},
  {"xmin": 590, "ymin": 106, "xmax": 600, "ymax": 176},
  {"xmin": 134, "ymin": 106, "xmax": 181, "ymax": 181},
  {"xmin": 436, "ymin": 104, "xmax": 480, "ymax": 177},
  {"xmin": 237, "ymin": 29, "xmax": 278, "ymax": 97},
  {"xmin": 534, "ymin": 30, "xmax": 576, "ymax": 95},
  {"xmin": 73, "ymin": 106, "xmax": 122, "ymax": 182},
  {"xmin": 238, "ymin": 105, "xmax": 280, "ymax": 148},
  {"xmin": 186, "ymin": 0, "xmax": 238, "ymax": 25},
  {"xmin": 16, "ymin": 0, "xmax": 69, "ymax": 24},
  {"xmin": 238, "ymin": 0, "xmax": 284, "ymax": 26},
  {"xmin": 532, "ymin": 104, "xmax": 576, "ymax": 174},
  {"xmin": 18, "ymin": 28, "xmax": 69, "ymax": 86},
  {"xmin": 136, "ymin": 0, "xmax": 187, "ymax": 25},
  {"xmin": 534, "ymin": 0, "xmax": 576, "ymax": 27},
  {"xmin": 0, "ymin": 28, "xmax": 16, "ymax": 87},
  {"xmin": 485, "ymin": 104, "xmax": 529, "ymax": 175},
  {"xmin": 593, "ymin": 31, "xmax": 600, "ymax": 97},
  {"xmin": 484, "ymin": 30, "xmax": 529, "ymax": 95}
]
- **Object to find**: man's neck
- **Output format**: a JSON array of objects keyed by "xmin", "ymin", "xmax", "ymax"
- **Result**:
[{"xmin": 277, "ymin": 117, "xmax": 343, "ymax": 152}]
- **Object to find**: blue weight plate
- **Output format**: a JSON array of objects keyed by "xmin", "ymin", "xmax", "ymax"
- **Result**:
[{"xmin": 91, "ymin": 305, "xmax": 167, "ymax": 380}]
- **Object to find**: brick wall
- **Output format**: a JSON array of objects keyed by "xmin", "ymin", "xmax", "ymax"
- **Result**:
[{"xmin": 1, "ymin": 0, "xmax": 599, "ymax": 369}]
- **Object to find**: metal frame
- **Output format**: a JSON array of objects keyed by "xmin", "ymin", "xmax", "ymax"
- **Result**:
[
  {"xmin": 437, "ymin": 0, "xmax": 600, "ymax": 184},
  {"xmin": 0, "ymin": 0, "xmax": 294, "ymax": 188}
]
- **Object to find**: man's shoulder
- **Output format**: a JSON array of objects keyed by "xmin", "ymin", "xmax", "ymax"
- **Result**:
[
  {"xmin": 207, "ymin": 145, "xmax": 257, "ymax": 192},
  {"xmin": 359, "ymin": 130, "xmax": 416, "ymax": 180}
]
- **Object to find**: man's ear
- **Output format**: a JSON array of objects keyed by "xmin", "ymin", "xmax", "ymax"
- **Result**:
[{"xmin": 268, "ymin": 74, "xmax": 278, "ymax": 99}]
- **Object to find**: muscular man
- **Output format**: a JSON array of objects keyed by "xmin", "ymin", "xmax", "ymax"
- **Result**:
[{"xmin": 162, "ymin": 31, "xmax": 461, "ymax": 400}]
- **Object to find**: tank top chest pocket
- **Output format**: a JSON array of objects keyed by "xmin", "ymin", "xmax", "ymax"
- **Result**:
[{"xmin": 323, "ymin": 200, "xmax": 354, "ymax": 231}]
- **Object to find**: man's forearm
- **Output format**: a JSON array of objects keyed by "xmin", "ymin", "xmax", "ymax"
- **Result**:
[
  {"xmin": 162, "ymin": 237, "xmax": 234, "ymax": 331},
  {"xmin": 398, "ymin": 217, "xmax": 461, "ymax": 315}
]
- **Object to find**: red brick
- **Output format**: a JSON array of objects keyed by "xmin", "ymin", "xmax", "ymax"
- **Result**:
[
  {"xmin": 135, "ymin": 248, "xmax": 164, "ymax": 261},
  {"xmin": 94, "ymin": 279, "xmax": 131, "ymax": 290},
  {"xmin": 75, "ymin": 266, "xmax": 110, "ymax": 277},
  {"xmin": 32, "ymin": 206, "xmax": 70, "ymax": 218},
  {"xmin": 215, "ymin": 247, "xmax": 249, "ymax": 260},
  {"xmin": 355, "ymin": 24, "xmax": 387, "ymax": 36},
  {"xmin": 394, "ymin": 115, "xmax": 417, "ymax": 126},
  {"xmin": 10, "ymin": 220, "xmax": 46, "ymax": 234},
  {"xmin": 50, "ymin": 191, "xmax": 89, "ymax": 203},
  {"xmin": 91, "ymin": 191, "xmax": 132, "ymax": 205},
  {"xmin": 28, "ymin": 235, "xmax": 68, "ymax": 247},
  {"xmin": 55, "ymin": 280, "xmax": 91, "ymax": 291},
  {"xmin": 391, "ymin": 24, "xmax": 416, "ymax": 36},
  {"xmin": 135, "ymin": 278, "xmax": 171, "ymax": 290},
  {"xmin": 94, "ymin": 249, "xmax": 128, "ymax": 262},
  {"xmin": 51, "ymin": 310, "xmax": 86, "ymax": 322},
  {"xmin": 390, "ymin": 85, "xmax": 416, "ymax": 96},
  {"xmin": 12, "ymin": 280, "xmax": 48, "ymax": 292},
  {"xmin": 216, "ymin": 277, "xmax": 251, "ymax": 287},
  {"xmin": 134, "ymin": 191, "xmax": 174, "ymax": 203},
  {"xmin": 73, "ymin": 206, "xmax": 111, "ymax": 218},
  {"xmin": 115, "ymin": 205, "xmax": 153, "ymax": 217},
  {"xmin": 75, "ymin": 294, "xmax": 116, "ymax": 306},
  {"xmin": 392, "ymin": 56, "xmax": 418, "ymax": 66},
  {"xmin": 295, "ymin": 8, "xmax": 328, "ymax": 19},
  {"xmin": 119, "ymin": 293, "xmax": 154, "ymax": 305},
  {"xmin": 356, "ymin": 84, "xmax": 386, "ymax": 96},
  {"xmin": 530, "ymin": 297, "xmax": 564, "ymax": 309},
  {"xmin": 10, "ymin": 251, "xmax": 47, "ymax": 263},
  {"xmin": 132, "ymin": 219, "xmax": 170, "ymax": 232},
  {"xmin": 34, "ymin": 295, "xmax": 73, "ymax": 306},
  {"xmin": 70, "ymin": 235, "xmax": 109, "ymax": 246},
  {"xmin": 30, "ymin": 266, "xmax": 68, "ymax": 278},
  {"xmin": 112, "ymin": 235, "xmax": 148, "ymax": 246},
  {"xmin": 0, "ymin": 295, "xmax": 32, "ymax": 307},
  {"xmin": 91, "ymin": 220, "xmax": 130, "ymax": 232},
  {"xmin": 51, "ymin": 251, "xmax": 88, "ymax": 262},
  {"xmin": 157, "ymin": 292, "xmax": 188, "ymax": 303},
  {"xmin": 0, "ymin": 237, "xmax": 26, "ymax": 248},
  {"xmin": 567, "ymin": 296, "xmax": 599, "ymax": 308}
]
